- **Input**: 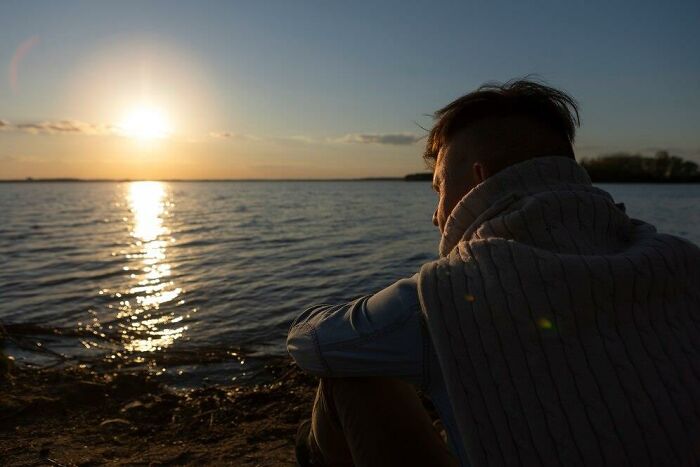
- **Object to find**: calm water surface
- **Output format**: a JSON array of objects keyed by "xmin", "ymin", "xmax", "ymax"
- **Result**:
[{"xmin": 1, "ymin": 181, "xmax": 699, "ymax": 384}]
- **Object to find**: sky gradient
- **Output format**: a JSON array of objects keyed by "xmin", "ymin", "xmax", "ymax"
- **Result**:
[{"xmin": 1, "ymin": 0, "xmax": 699, "ymax": 179}]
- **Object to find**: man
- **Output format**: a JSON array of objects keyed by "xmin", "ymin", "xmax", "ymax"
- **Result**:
[{"xmin": 287, "ymin": 79, "xmax": 700, "ymax": 466}]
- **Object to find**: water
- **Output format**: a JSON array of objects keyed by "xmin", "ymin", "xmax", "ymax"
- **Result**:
[{"xmin": 1, "ymin": 181, "xmax": 699, "ymax": 385}]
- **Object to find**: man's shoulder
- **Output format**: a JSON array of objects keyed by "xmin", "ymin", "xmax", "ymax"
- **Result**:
[{"xmin": 657, "ymin": 231, "xmax": 700, "ymax": 254}]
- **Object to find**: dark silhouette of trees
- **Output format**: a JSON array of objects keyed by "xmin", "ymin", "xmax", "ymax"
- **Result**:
[
  {"xmin": 404, "ymin": 173, "xmax": 433, "ymax": 181},
  {"xmin": 580, "ymin": 151, "xmax": 700, "ymax": 182},
  {"xmin": 405, "ymin": 151, "xmax": 700, "ymax": 183}
]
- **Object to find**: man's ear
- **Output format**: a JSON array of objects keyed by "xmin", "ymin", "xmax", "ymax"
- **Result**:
[{"xmin": 472, "ymin": 162, "xmax": 489, "ymax": 184}]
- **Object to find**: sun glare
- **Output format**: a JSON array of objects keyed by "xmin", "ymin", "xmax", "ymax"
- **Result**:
[{"xmin": 119, "ymin": 106, "xmax": 172, "ymax": 141}]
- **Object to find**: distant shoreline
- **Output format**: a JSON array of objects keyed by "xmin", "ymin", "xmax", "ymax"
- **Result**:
[
  {"xmin": 0, "ymin": 177, "xmax": 406, "ymax": 183},
  {"xmin": 2, "ymin": 176, "xmax": 699, "ymax": 184}
]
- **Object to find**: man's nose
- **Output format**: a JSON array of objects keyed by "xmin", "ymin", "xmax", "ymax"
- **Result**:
[{"xmin": 432, "ymin": 209, "xmax": 439, "ymax": 227}]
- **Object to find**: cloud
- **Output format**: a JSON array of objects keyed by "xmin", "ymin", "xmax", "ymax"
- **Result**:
[
  {"xmin": 209, "ymin": 131, "xmax": 234, "ymax": 139},
  {"xmin": 288, "ymin": 135, "xmax": 316, "ymax": 144},
  {"xmin": 335, "ymin": 133, "xmax": 422, "ymax": 145},
  {"xmin": 15, "ymin": 120, "xmax": 114, "ymax": 135},
  {"xmin": 266, "ymin": 135, "xmax": 318, "ymax": 145},
  {"xmin": 0, "ymin": 119, "xmax": 115, "ymax": 136},
  {"xmin": 207, "ymin": 131, "xmax": 423, "ymax": 146},
  {"xmin": 210, "ymin": 132, "xmax": 314, "ymax": 144},
  {"xmin": 209, "ymin": 131, "xmax": 259, "ymax": 141}
]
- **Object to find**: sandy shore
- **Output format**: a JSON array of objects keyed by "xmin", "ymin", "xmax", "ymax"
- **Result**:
[{"xmin": 0, "ymin": 356, "xmax": 318, "ymax": 466}]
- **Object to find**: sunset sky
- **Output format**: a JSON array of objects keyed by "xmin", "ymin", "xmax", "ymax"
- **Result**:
[{"xmin": 1, "ymin": 0, "xmax": 699, "ymax": 179}]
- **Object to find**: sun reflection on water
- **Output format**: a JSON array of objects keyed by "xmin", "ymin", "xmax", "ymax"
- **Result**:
[{"xmin": 118, "ymin": 181, "xmax": 187, "ymax": 353}]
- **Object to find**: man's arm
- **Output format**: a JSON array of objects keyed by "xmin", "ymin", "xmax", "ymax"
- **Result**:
[{"xmin": 286, "ymin": 275, "xmax": 430, "ymax": 387}]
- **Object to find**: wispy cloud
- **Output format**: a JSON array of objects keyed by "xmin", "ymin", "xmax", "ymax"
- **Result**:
[
  {"xmin": 266, "ymin": 135, "xmax": 319, "ymax": 145},
  {"xmin": 208, "ymin": 131, "xmax": 423, "ymax": 146},
  {"xmin": 334, "ymin": 133, "xmax": 422, "ymax": 145},
  {"xmin": 288, "ymin": 135, "xmax": 316, "ymax": 144},
  {"xmin": 0, "ymin": 123, "xmax": 424, "ymax": 146},
  {"xmin": 1, "ymin": 119, "xmax": 115, "ymax": 136},
  {"xmin": 209, "ymin": 131, "xmax": 259, "ymax": 141},
  {"xmin": 210, "ymin": 131, "xmax": 317, "ymax": 144}
]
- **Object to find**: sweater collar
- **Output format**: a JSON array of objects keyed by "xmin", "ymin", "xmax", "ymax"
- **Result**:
[{"xmin": 439, "ymin": 156, "xmax": 594, "ymax": 257}]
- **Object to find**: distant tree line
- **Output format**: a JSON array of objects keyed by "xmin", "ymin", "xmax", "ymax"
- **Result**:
[
  {"xmin": 405, "ymin": 151, "xmax": 700, "ymax": 183},
  {"xmin": 580, "ymin": 151, "xmax": 700, "ymax": 183},
  {"xmin": 404, "ymin": 173, "xmax": 432, "ymax": 181}
]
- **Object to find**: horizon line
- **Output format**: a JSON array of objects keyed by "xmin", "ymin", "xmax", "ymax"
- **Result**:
[{"xmin": 0, "ymin": 176, "xmax": 423, "ymax": 183}]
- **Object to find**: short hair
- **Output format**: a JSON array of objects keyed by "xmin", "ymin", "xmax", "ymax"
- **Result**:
[{"xmin": 423, "ymin": 79, "xmax": 580, "ymax": 169}]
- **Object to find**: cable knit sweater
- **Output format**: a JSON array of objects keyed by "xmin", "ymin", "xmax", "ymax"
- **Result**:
[{"xmin": 417, "ymin": 156, "xmax": 700, "ymax": 466}]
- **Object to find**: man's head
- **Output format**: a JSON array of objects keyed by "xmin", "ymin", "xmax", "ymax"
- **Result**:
[{"xmin": 425, "ymin": 79, "xmax": 580, "ymax": 232}]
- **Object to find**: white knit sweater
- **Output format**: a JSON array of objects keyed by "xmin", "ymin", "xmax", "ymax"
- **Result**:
[{"xmin": 417, "ymin": 156, "xmax": 700, "ymax": 466}]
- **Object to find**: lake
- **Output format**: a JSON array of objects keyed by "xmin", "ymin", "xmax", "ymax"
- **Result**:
[{"xmin": 1, "ymin": 181, "xmax": 699, "ymax": 385}]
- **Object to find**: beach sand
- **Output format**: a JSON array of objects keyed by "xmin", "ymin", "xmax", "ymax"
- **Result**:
[
  {"xmin": 1, "ymin": 350, "xmax": 444, "ymax": 466},
  {"xmin": 0, "ymin": 357, "xmax": 318, "ymax": 466}
]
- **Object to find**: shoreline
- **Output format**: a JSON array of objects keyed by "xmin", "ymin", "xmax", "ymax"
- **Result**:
[
  {"xmin": 2, "ymin": 178, "xmax": 699, "ymax": 184},
  {"xmin": 0, "ymin": 178, "xmax": 407, "ymax": 183},
  {"xmin": 1, "ymin": 356, "xmax": 442, "ymax": 465},
  {"xmin": 0, "ymin": 357, "xmax": 318, "ymax": 466}
]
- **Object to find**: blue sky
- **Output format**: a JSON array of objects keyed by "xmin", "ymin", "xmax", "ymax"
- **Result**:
[{"xmin": 1, "ymin": 0, "xmax": 699, "ymax": 179}]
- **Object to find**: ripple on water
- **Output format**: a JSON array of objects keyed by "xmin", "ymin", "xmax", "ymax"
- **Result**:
[{"xmin": 2, "ymin": 181, "xmax": 699, "ymax": 383}]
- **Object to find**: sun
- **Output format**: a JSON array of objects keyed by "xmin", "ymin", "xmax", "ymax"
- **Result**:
[{"xmin": 119, "ymin": 106, "xmax": 172, "ymax": 141}]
